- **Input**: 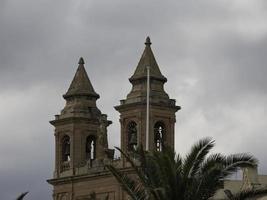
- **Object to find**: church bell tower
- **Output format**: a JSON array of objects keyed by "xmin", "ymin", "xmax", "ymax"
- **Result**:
[
  {"xmin": 115, "ymin": 37, "xmax": 180, "ymax": 155},
  {"xmin": 50, "ymin": 57, "xmax": 112, "ymax": 180}
]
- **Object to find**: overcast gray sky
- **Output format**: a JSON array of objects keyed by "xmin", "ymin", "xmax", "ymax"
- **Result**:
[{"xmin": 1, "ymin": 0, "xmax": 267, "ymax": 199}]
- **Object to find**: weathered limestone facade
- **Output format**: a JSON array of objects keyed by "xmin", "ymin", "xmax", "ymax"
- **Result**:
[{"xmin": 48, "ymin": 37, "xmax": 267, "ymax": 200}]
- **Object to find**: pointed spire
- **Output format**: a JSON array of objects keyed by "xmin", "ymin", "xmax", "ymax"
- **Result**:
[
  {"xmin": 129, "ymin": 36, "xmax": 167, "ymax": 82},
  {"xmin": 63, "ymin": 57, "xmax": 99, "ymax": 99}
]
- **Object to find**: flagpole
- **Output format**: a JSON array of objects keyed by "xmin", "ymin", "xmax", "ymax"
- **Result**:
[{"xmin": 146, "ymin": 66, "xmax": 150, "ymax": 151}]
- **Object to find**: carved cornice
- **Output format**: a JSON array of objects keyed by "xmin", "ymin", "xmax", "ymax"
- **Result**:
[
  {"xmin": 47, "ymin": 167, "xmax": 134, "ymax": 186},
  {"xmin": 115, "ymin": 101, "xmax": 180, "ymax": 112},
  {"xmin": 50, "ymin": 117, "xmax": 99, "ymax": 126}
]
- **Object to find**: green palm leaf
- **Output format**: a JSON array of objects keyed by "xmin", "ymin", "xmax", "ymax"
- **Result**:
[
  {"xmin": 224, "ymin": 188, "xmax": 267, "ymax": 200},
  {"xmin": 183, "ymin": 138, "xmax": 215, "ymax": 179},
  {"xmin": 106, "ymin": 165, "xmax": 147, "ymax": 200},
  {"xmin": 222, "ymin": 154, "xmax": 258, "ymax": 177}
]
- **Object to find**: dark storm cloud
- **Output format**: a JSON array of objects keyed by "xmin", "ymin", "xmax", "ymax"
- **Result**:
[
  {"xmin": 0, "ymin": 0, "xmax": 74, "ymax": 89},
  {"xmin": 1, "ymin": 0, "xmax": 267, "ymax": 199}
]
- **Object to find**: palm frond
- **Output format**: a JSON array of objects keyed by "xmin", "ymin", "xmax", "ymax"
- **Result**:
[
  {"xmin": 106, "ymin": 165, "xmax": 147, "ymax": 200},
  {"xmin": 193, "ymin": 166, "xmax": 224, "ymax": 199},
  {"xmin": 222, "ymin": 154, "xmax": 258, "ymax": 178},
  {"xmin": 191, "ymin": 153, "xmax": 226, "ymax": 199},
  {"xmin": 199, "ymin": 153, "xmax": 224, "ymax": 174},
  {"xmin": 16, "ymin": 192, "xmax": 28, "ymax": 200},
  {"xmin": 151, "ymin": 187, "xmax": 166, "ymax": 200},
  {"xmin": 183, "ymin": 137, "xmax": 214, "ymax": 179},
  {"xmin": 224, "ymin": 189, "xmax": 234, "ymax": 199},
  {"xmin": 152, "ymin": 150, "xmax": 178, "ymax": 199},
  {"xmin": 115, "ymin": 147, "xmax": 150, "ymax": 188},
  {"xmin": 224, "ymin": 188, "xmax": 267, "ymax": 200}
]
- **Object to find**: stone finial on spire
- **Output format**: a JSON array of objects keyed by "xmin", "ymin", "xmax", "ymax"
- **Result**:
[
  {"xmin": 78, "ymin": 57, "xmax": 85, "ymax": 65},
  {"xmin": 145, "ymin": 36, "xmax": 152, "ymax": 46}
]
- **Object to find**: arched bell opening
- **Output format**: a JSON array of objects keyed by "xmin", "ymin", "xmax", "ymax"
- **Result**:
[
  {"xmin": 154, "ymin": 121, "xmax": 165, "ymax": 152},
  {"xmin": 86, "ymin": 135, "xmax": 96, "ymax": 161},
  {"xmin": 62, "ymin": 135, "xmax": 70, "ymax": 162},
  {"xmin": 127, "ymin": 121, "xmax": 138, "ymax": 151}
]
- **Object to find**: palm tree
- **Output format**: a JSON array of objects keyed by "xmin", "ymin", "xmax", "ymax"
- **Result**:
[{"xmin": 106, "ymin": 138, "xmax": 258, "ymax": 200}]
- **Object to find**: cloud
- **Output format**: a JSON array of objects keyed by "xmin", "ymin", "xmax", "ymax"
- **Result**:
[{"xmin": 0, "ymin": 0, "xmax": 267, "ymax": 199}]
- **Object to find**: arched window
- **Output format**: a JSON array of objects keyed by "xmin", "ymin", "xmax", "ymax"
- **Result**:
[
  {"xmin": 62, "ymin": 135, "xmax": 70, "ymax": 162},
  {"xmin": 154, "ymin": 122, "xmax": 165, "ymax": 152},
  {"xmin": 86, "ymin": 136, "xmax": 96, "ymax": 160},
  {"xmin": 127, "ymin": 121, "xmax": 137, "ymax": 151}
]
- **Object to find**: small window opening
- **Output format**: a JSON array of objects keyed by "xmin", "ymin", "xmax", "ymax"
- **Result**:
[
  {"xmin": 86, "ymin": 136, "xmax": 96, "ymax": 160},
  {"xmin": 62, "ymin": 136, "xmax": 70, "ymax": 161},
  {"xmin": 128, "ymin": 121, "xmax": 138, "ymax": 151},
  {"xmin": 154, "ymin": 122, "xmax": 165, "ymax": 152}
]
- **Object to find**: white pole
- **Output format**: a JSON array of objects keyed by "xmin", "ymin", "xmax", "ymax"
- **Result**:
[{"xmin": 146, "ymin": 66, "xmax": 150, "ymax": 151}]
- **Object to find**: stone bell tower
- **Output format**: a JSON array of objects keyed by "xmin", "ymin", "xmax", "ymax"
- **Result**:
[
  {"xmin": 51, "ymin": 57, "xmax": 112, "ymax": 175},
  {"xmin": 48, "ymin": 58, "xmax": 118, "ymax": 200},
  {"xmin": 115, "ymin": 37, "xmax": 180, "ymax": 155}
]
